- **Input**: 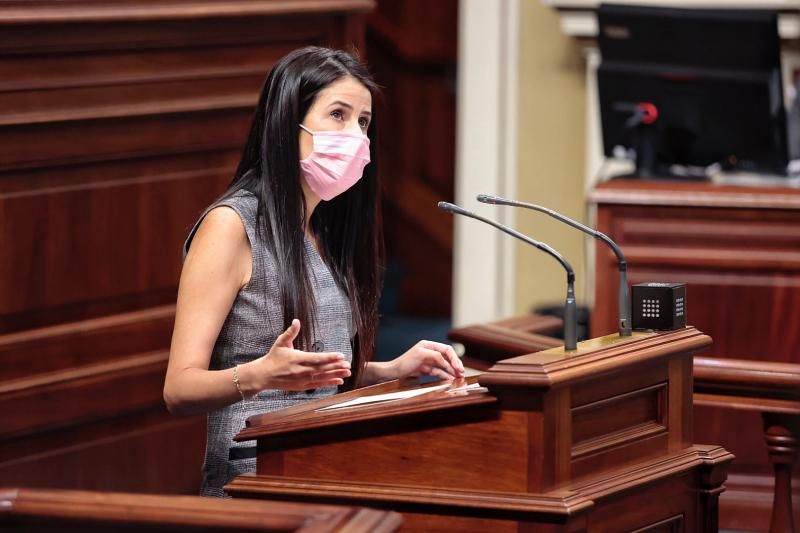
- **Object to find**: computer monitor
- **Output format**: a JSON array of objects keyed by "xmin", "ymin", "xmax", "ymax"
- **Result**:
[{"xmin": 597, "ymin": 4, "xmax": 792, "ymax": 179}]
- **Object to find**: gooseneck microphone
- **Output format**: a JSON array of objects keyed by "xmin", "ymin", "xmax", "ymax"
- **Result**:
[
  {"xmin": 438, "ymin": 201, "xmax": 577, "ymax": 351},
  {"xmin": 477, "ymin": 194, "xmax": 632, "ymax": 337}
]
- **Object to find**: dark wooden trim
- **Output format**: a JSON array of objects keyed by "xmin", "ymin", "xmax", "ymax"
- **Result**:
[
  {"xmin": 0, "ymin": 351, "xmax": 168, "ymax": 439},
  {"xmin": 0, "ymin": 486, "xmax": 401, "ymax": 532},
  {"xmin": 588, "ymin": 180, "xmax": 800, "ymax": 210},
  {"xmin": 0, "ymin": 1, "xmax": 375, "ymax": 25}
]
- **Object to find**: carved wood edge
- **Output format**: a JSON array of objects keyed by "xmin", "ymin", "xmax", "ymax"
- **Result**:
[
  {"xmin": 225, "ymin": 475, "xmax": 594, "ymax": 520},
  {"xmin": 0, "ymin": 350, "xmax": 169, "ymax": 440},
  {"xmin": 235, "ymin": 377, "xmax": 497, "ymax": 441},
  {"xmin": 480, "ymin": 328, "xmax": 710, "ymax": 389},
  {"xmin": 0, "ymin": 350, "xmax": 168, "ymax": 395},
  {"xmin": 569, "ymin": 445, "xmax": 734, "ymax": 501},
  {"xmin": 588, "ymin": 181, "xmax": 800, "ymax": 210},
  {"xmin": 2, "ymin": 95, "xmax": 258, "ymax": 128},
  {"xmin": 238, "ymin": 329, "xmax": 710, "ymax": 440},
  {"xmin": 694, "ymin": 357, "xmax": 800, "ymax": 400},
  {"xmin": 693, "ymin": 394, "xmax": 800, "ymax": 415},
  {"xmin": 448, "ymin": 314, "xmax": 564, "ymax": 356},
  {"xmin": 449, "ymin": 324, "xmax": 563, "ymax": 353},
  {"xmin": 0, "ymin": 305, "xmax": 175, "ymax": 348},
  {"xmin": 0, "ymin": 1, "xmax": 375, "ymax": 25},
  {"xmin": 0, "ymin": 486, "xmax": 401, "ymax": 532},
  {"xmin": 225, "ymin": 446, "xmax": 733, "ymax": 517}
]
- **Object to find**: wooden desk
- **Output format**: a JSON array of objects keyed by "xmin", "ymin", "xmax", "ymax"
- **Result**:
[
  {"xmin": 0, "ymin": 487, "xmax": 401, "ymax": 533},
  {"xmin": 590, "ymin": 179, "xmax": 800, "ymax": 530},
  {"xmin": 225, "ymin": 328, "xmax": 731, "ymax": 532}
]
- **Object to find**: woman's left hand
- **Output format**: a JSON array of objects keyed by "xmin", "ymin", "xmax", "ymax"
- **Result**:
[{"xmin": 389, "ymin": 340, "xmax": 465, "ymax": 381}]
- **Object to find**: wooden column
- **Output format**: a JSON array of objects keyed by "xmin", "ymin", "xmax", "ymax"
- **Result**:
[{"xmin": 763, "ymin": 414, "xmax": 798, "ymax": 533}]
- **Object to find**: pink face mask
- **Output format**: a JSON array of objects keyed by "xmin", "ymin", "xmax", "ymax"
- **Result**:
[{"xmin": 299, "ymin": 124, "xmax": 371, "ymax": 201}]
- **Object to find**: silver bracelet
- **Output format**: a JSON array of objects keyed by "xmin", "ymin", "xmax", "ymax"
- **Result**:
[{"xmin": 232, "ymin": 365, "xmax": 247, "ymax": 401}]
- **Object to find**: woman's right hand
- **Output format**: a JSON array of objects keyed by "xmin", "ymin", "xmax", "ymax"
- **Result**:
[{"xmin": 248, "ymin": 319, "xmax": 351, "ymax": 392}]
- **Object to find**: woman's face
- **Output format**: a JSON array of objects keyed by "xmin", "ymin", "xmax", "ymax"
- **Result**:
[{"xmin": 299, "ymin": 76, "xmax": 372, "ymax": 160}]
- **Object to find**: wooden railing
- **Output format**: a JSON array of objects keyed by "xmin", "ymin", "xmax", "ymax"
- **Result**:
[{"xmin": 694, "ymin": 357, "xmax": 800, "ymax": 533}]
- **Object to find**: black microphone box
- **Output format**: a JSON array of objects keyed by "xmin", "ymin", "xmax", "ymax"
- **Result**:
[{"xmin": 632, "ymin": 282, "xmax": 686, "ymax": 331}]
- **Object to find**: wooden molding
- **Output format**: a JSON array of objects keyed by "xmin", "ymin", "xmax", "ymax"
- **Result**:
[
  {"xmin": 226, "ymin": 445, "xmax": 732, "ymax": 520},
  {"xmin": 0, "ymin": 1, "xmax": 375, "ymax": 25},
  {"xmin": 542, "ymin": 0, "xmax": 800, "ymax": 42},
  {"xmin": 236, "ymin": 377, "xmax": 497, "ymax": 441},
  {"xmin": 589, "ymin": 181, "xmax": 800, "ymax": 210},
  {"xmin": 0, "ymin": 486, "xmax": 401, "ymax": 533},
  {"xmin": 695, "ymin": 357, "xmax": 800, "ymax": 405},
  {"xmin": 227, "ymin": 474, "xmax": 594, "ymax": 520},
  {"xmin": 0, "ymin": 351, "xmax": 169, "ymax": 439},
  {"xmin": 1, "ymin": 95, "xmax": 257, "ymax": 128},
  {"xmin": 479, "ymin": 327, "xmax": 710, "ymax": 390}
]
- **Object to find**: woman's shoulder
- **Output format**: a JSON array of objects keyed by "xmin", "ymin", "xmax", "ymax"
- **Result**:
[
  {"xmin": 219, "ymin": 188, "xmax": 258, "ymax": 217},
  {"xmin": 189, "ymin": 205, "xmax": 249, "ymax": 257},
  {"xmin": 184, "ymin": 188, "xmax": 257, "ymax": 258}
]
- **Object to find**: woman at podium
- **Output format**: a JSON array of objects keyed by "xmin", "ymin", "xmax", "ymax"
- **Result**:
[{"xmin": 161, "ymin": 46, "xmax": 464, "ymax": 497}]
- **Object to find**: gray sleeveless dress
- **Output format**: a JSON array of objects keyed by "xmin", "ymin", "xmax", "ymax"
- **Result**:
[{"xmin": 183, "ymin": 189, "xmax": 354, "ymax": 498}]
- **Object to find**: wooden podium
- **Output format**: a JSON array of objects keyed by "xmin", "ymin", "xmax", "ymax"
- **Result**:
[{"xmin": 226, "ymin": 328, "xmax": 733, "ymax": 532}]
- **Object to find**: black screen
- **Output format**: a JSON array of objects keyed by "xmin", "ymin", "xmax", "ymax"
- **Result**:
[{"xmin": 597, "ymin": 4, "xmax": 789, "ymax": 177}]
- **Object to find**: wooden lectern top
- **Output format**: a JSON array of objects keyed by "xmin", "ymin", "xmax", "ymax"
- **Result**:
[
  {"xmin": 227, "ymin": 327, "xmax": 731, "ymax": 532},
  {"xmin": 236, "ymin": 376, "xmax": 495, "ymax": 442},
  {"xmin": 236, "ymin": 327, "xmax": 710, "ymax": 443}
]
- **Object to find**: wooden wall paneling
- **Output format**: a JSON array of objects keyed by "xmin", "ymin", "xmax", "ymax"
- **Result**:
[
  {"xmin": 366, "ymin": 0, "xmax": 457, "ymax": 316},
  {"xmin": 0, "ymin": 0, "xmax": 374, "ymax": 494},
  {"xmin": 0, "ymin": 486, "xmax": 402, "ymax": 533}
]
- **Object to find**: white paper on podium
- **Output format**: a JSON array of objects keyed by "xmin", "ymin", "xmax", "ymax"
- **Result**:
[
  {"xmin": 317, "ymin": 383, "xmax": 451, "ymax": 411},
  {"xmin": 317, "ymin": 382, "xmax": 485, "ymax": 411},
  {"xmin": 446, "ymin": 382, "xmax": 484, "ymax": 393}
]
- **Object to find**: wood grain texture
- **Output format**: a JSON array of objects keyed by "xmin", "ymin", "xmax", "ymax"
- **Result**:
[
  {"xmin": 227, "ymin": 330, "xmax": 733, "ymax": 531},
  {"xmin": 366, "ymin": 0, "xmax": 457, "ymax": 316},
  {"xmin": 1, "ymin": 0, "xmax": 372, "ymax": 495},
  {"xmin": 694, "ymin": 357, "xmax": 800, "ymax": 533},
  {"xmin": 590, "ymin": 179, "xmax": 800, "ymax": 530},
  {"xmin": 0, "ymin": 486, "xmax": 401, "ymax": 533}
]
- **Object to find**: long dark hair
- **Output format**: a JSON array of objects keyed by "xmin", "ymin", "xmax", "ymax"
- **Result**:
[{"xmin": 222, "ymin": 46, "xmax": 383, "ymax": 388}]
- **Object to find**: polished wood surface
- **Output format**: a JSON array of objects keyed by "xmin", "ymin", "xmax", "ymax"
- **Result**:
[
  {"xmin": 694, "ymin": 357, "xmax": 800, "ymax": 533},
  {"xmin": 0, "ymin": 486, "xmax": 401, "ymax": 533},
  {"xmin": 0, "ymin": 0, "xmax": 372, "ymax": 494},
  {"xmin": 448, "ymin": 314, "xmax": 800, "ymax": 532},
  {"xmin": 226, "ymin": 328, "xmax": 732, "ymax": 532},
  {"xmin": 366, "ymin": 0, "xmax": 457, "ymax": 315},
  {"xmin": 590, "ymin": 179, "xmax": 800, "ymax": 531},
  {"xmin": 448, "ymin": 313, "xmax": 563, "ymax": 368}
]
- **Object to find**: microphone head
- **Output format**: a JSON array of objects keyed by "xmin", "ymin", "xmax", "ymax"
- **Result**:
[
  {"xmin": 476, "ymin": 194, "xmax": 501, "ymax": 204},
  {"xmin": 437, "ymin": 201, "xmax": 475, "ymax": 218}
]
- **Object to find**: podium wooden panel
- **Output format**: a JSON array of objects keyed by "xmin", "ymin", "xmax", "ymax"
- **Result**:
[
  {"xmin": 0, "ymin": 487, "xmax": 401, "ymax": 533},
  {"xmin": 225, "ymin": 328, "xmax": 732, "ymax": 532},
  {"xmin": 589, "ymin": 179, "xmax": 800, "ymax": 530}
]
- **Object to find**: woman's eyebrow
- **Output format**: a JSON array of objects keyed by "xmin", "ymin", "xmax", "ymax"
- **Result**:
[{"xmin": 328, "ymin": 100, "xmax": 372, "ymax": 116}]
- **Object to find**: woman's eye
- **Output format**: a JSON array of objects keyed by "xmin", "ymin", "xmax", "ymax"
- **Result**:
[
  {"xmin": 359, "ymin": 117, "xmax": 369, "ymax": 129},
  {"xmin": 331, "ymin": 110, "xmax": 343, "ymax": 120}
]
